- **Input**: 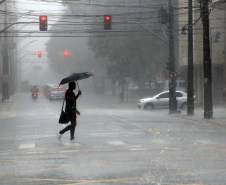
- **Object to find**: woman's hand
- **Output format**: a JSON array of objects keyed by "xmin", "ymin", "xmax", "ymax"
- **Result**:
[{"xmin": 78, "ymin": 90, "xmax": 82, "ymax": 95}]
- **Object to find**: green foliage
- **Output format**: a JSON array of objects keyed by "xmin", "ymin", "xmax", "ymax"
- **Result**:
[{"xmin": 88, "ymin": 32, "xmax": 168, "ymax": 86}]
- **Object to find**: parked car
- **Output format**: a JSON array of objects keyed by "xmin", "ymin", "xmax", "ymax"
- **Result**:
[
  {"xmin": 138, "ymin": 91, "xmax": 190, "ymax": 110},
  {"xmin": 48, "ymin": 85, "xmax": 66, "ymax": 101}
]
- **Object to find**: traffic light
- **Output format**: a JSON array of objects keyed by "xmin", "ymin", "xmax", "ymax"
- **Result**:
[
  {"xmin": 160, "ymin": 8, "xmax": 168, "ymax": 25},
  {"xmin": 64, "ymin": 50, "xmax": 69, "ymax": 57},
  {"xmin": 104, "ymin": 15, "xmax": 111, "ymax": 30},
  {"xmin": 166, "ymin": 58, "xmax": 170, "ymax": 70},
  {"xmin": 39, "ymin": 15, "xmax": 47, "ymax": 31},
  {"xmin": 166, "ymin": 62, "xmax": 169, "ymax": 70},
  {"xmin": 37, "ymin": 51, "xmax": 42, "ymax": 58}
]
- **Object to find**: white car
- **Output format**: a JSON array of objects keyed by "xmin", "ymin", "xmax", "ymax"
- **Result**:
[
  {"xmin": 49, "ymin": 85, "xmax": 66, "ymax": 101},
  {"xmin": 138, "ymin": 91, "xmax": 188, "ymax": 110}
]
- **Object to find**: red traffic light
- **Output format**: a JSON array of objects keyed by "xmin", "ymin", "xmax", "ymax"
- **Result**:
[
  {"xmin": 64, "ymin": 50, "xmax": 69, "ymax": 56},
  {"xmin": 37, "ymin": 51, "xmax": 42, "ymax": 58},
  {"xmin": 38, "ymin": 51, "xmax": 42, "ymax": 55},
  {"xmin": 104, "ymin": 15, "xmax": 111, "ymax": 30},
  {"xmin": 40, "ymin": 16, "xmax": 47, "ymax": 22},
  {"xmin": 105, "ymin": 15, "xmax": 111, "ymax": 21},
  {"xmin": 39, "ymin": 15, "xmax": 47, "ymax": 31}
]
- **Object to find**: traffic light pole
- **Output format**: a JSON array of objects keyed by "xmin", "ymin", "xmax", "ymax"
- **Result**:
[
  {"xmin": 187, "ymin": 0, "xmax": 194, "ymax": 116},
  {"xmin": 168, "ymin": 0, "xmax": 179, "ymax": 114},
  {"xmin": 201, "ymin": 0, "xmax": 213, "ymax": 119},
  {"xmin": 2, "ymin": 1, "xmax": 10, "ymax": 101},
  {"xmin": 2, "ymin": 43, "xmax": 10, "ymax": 101}
]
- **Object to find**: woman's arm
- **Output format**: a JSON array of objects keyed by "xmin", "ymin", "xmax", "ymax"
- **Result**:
[
  {"xmin": 70, "ymin": 90, "xmax": 82, "ymax": 101},
  {"xmin": 76, "ymin": 110, "xmax": 80, "ymax": 115}
]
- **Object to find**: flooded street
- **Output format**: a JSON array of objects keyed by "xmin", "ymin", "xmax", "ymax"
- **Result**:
[{"xmin": 0, "ymin": 92, "xmax": 225, "ymax": 184}]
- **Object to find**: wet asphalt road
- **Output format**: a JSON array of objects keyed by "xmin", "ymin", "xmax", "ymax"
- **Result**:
[{"xmin": 0, "ymin": 92, "xmax": 226, "ymax": 185}]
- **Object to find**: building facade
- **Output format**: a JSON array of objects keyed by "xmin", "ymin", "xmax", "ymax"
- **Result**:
[{"xmin": 178, "ymin": 0, "xmax": 226, "ymax": 106}]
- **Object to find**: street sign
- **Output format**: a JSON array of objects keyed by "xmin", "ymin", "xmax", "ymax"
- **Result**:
[
  {"xmin": 169, "ymin": 71, "xmax": 178, "ymax": 79},
  {"xmin": 125, "ymin": 77, "xmax": 130, "ymax": 83}
]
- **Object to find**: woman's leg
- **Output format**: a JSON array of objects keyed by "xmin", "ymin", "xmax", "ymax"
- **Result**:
[{"xmin": 70, "ymin": 112, "xmax": 77, "ymax": 140}]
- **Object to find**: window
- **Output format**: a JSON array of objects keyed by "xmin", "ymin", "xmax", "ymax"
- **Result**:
[
  {"xmin": 176, "ymin": 92, "xmax": 183, "ymax": 97},
  {"xmin": 159, "ymin": 92, "xmax": 169, "ymax": 99},
  {"xmin": 51, "ymin": 87, "xmax": 64, "ymax": 92}
]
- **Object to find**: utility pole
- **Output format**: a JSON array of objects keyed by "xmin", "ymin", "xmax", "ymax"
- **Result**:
[
  {"xmin": 187, "ymin": 0, "xmax": 194, "ymax": 115},
  {"xmin": 201, "ymin": 0, "xmax": 213, "ymax": 119},
  {"xmin": 168, "ymin": 0, "xmax": 179, "ymax": 114},
  {"xmin": 2, "ymin": 1, "xmax": 10, "ymax": 101}
]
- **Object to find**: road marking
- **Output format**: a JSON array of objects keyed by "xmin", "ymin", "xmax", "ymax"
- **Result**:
[
  {"xmin": 111, "ymin": 114, "xmax": 125, "ymax": 121},
  {"xmin": 151, "ymin": 138, "xmax": 170, "ymax": 145},
  {"xmin": 27, "ymin": 151, "xmax": 44, "ymax": 154},
  {"xmin": 90, "ymin": 133, "xmax": 119, "ymax": 137},
  {"xmin": 19, "ymin": 144, "xmax": 35, "ymax": 149},
  {"xmin": 27, "ymin": 113, "xmax": 36, "ymax": 116},
  {"xmin": 194, "ymin": 140, "xmax": 215, "ymax": 145},
  {"xmin": 108, "ymin": 141, "xmax": 125, "ymax": 146},
  {"xmin": 129, "ymin": 148, "xmax": 147, "ymax": 151},
  {"xmin": 63, "ymin": 142, "xmax": 81, "ymax": 147},
  {"xmin": 60, "ymin": 150, "xmax": 79, "ymax": 153}
]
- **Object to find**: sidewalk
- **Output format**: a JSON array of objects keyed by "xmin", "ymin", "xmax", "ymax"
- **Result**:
[
  {"xmin": 175, "ymin": 107, "xmax": 226, "ymax": 129},
  {"xmin": 0, "ymin": 95, "xmax": 16, "ymax": 115}
]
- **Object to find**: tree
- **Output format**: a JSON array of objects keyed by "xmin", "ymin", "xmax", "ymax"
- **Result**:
[{"xmin": 88, "ymin": 31, "xmax": 168, "ymax": 96}]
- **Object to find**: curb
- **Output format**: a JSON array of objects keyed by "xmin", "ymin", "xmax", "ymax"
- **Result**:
[
  {"xmin": 0, "ymin": 95, "xmax": 16, "ymax": 114},
  {"xmin": 173, "ymin": 113, "xmax": 226, "ymax": 129}
]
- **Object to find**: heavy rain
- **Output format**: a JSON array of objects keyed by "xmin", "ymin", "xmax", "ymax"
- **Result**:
[{"xmin": 0, "ymin": 0, "xmax": 226, "ymax": 184}]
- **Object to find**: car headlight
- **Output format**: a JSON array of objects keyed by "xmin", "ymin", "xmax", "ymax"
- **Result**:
[{"xmin": 139, "ymin": 99, "xmax": 144, "ymax": 103}]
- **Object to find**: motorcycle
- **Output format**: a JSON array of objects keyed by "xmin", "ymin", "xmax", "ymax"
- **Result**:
[{"xmin": 32, "ymin": 92, "xmax": 38, "ymax": 101}]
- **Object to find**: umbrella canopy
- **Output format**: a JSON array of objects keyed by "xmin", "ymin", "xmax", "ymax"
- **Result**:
[{"xmin": 59, "ymin": 72, "xmax": 94, "ymax": 85}]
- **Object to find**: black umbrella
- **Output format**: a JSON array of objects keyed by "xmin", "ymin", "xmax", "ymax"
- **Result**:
[{"xmin": 59, "ymin": 72, "xmax": 94, "ymax": 86}]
